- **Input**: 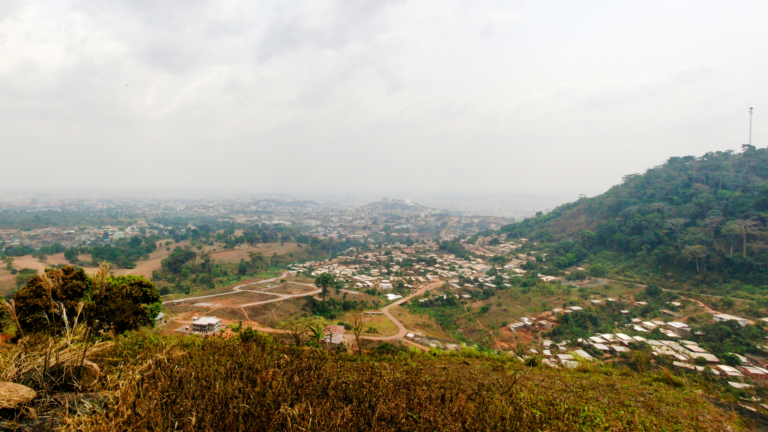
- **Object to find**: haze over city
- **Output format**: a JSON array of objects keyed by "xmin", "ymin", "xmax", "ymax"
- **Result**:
[{"xmin": 1, "ymin": 0, "xmax": 766, "ymax": 201}]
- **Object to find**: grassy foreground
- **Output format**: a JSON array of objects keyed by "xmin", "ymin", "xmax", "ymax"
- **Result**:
[
  {"xmin": 0, "ymin": 329, "xmax": 748, "ymax": 431},
  {"xmin": 0, "ymin": 332, "xmax": 730, "ymax": 431}
]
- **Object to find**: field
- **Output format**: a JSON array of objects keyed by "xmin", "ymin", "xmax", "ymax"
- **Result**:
[
  {"xmin": 208, "ymin": 242, "xmax": 300, "ymax": 263},
  {"xmin": 259, "ymin": 282, "xmax": 316, "ymax": 295},
  {"xmin": 332, "ymin": 311, "xmax": 399, "ymax": 337},
  {"xmin": 241, "ymin": 299, "xmax": 310, "ymax": 328},
  {"xmin": 390, "ymin": 305, "xmax": 455, "ymax": 340},
  {"xmin": 0, "ymin": 269, "xmax": 13, "ymax": 296},
  {"xmin": 0, "ymin": 241, "xmax": 298, "ymax": 297}
]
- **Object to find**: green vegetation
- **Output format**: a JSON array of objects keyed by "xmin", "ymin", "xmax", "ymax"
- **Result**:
[
  {"xmin": 14, "ymin": 268, "xmax": 38, "ymax": 289},
  {"xmin": 10, "ymin": 265, "xmax": 160, "ymax": 336},
  {"xmin": 497, "ymin": 147, "xmax": 768, "ymax": 301},
  {"xmin": 84, "ymin": 236, "xmax": 158, "ymax": 268},
  {"xmin": 694, "ymin": 320, "xmax": 768, "ymax": 358},
  {"xmin": 303, "ymin": 297, "xmax": 375, "ymax": 320},
  {"xmin": 546, "ymin": 304, "xmax": 633, "ymax": 342}
]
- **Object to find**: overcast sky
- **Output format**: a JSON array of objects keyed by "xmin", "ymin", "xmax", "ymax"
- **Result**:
[{"xmin": 1, "ymin": 1, "xmax": 766, "ymax": 201}]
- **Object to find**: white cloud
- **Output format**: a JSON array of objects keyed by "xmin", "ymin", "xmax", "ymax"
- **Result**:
[{"xmin": 1, "ymin": 0, "xmax": 767, "ymax": 200}]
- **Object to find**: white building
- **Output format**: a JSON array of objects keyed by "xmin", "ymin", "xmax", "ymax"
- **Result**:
[
  {"xmin": 190, "ymin": 317, "xmax": 221, "ymax": 334},
  {"xmin": 713, "ymin": 314, "xmax": 750, "ymax": 327}
]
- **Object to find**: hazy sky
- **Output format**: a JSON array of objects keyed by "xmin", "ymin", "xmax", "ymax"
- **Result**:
[{"xmin": 1, "ymin": 1, "xmax": 766, "ymax": 200}]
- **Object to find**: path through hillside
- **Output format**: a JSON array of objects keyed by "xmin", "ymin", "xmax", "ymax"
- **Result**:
[{"xmin": 166, "ymin": 272, "xmax": 439, "ymax": 348}]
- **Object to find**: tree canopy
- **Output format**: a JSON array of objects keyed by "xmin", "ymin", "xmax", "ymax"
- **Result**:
[
  {"xmin": 12, "ymin": 265, "xmax": 161, "ymax": 336},
  {"xmin": 500, "ymin": 147, "xmax": 768, "ymax": 285}
]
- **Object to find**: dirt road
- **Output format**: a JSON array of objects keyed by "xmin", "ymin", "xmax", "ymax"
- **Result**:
[
  {"xmin": 166, "ymin": 273, "xmax": 440, "ymax": 348},
  {"xmin": 161, "ymin": 272, "xmax": 322, "ymax": 307},
  {"xmin": 361, "ymin": 281, "xmax": 442, "ymax": 341}
]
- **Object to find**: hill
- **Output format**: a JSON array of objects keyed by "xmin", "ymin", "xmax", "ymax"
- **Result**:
[
  {"xmin": 2, "ymin": 331, "xmax": 747, "ymax": 431},
  {"xmin": 500, "ymin": 146, "xmax": 768, "ymax": 288}
]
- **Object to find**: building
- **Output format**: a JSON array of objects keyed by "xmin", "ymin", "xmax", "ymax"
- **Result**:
[
  {"xmin": 190, "ymin": 317, "xmax": 221, "ymax": 334},
  {"xmin": 713, "ymin": 314, "xmax": 750, "ymax": 327},
  {"xmin": 324, "ymin": 325, "xmax": 345, "ymax": 344},
  {"xmin": 666, "ymin": 321, "xmax": 690, "ymax": 336}
]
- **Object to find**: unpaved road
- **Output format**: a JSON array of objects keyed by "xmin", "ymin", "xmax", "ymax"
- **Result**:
[
  {"xmin": 162, "ymin": 272, "xmax": 321, "ymax": 307},
  {"xmin": 166, "ymin": 273, "xmax": 440, "ymax": 349},
  {"xmin": 361, "ymin": 281, "xmax": 443, "ymax": 341}
]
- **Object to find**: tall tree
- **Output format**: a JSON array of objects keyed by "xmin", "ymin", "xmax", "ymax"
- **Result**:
[
  {"xmin": 724, "ymin": 219, "xmax": 760, "ymax": 258},
  {"xmin": 314, "ymin": 273, "xmax": 335, "ymax": 302},
  {"xmin": 351, "ymin": 309, "xmax": 365, "ymax": 355},
  {"xmin": 682, "ymin": 245, "xmax": 709, "ymax": 273}
]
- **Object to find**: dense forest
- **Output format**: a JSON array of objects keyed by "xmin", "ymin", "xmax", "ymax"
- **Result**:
[{"xmin": 501, "ymin": 145, "xmax": 768, "ymax": 286}]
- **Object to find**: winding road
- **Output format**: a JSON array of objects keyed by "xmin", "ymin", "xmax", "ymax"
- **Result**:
[
  {"xmin": 165, "ymin": 273, "xmax": 441, "ymax": 349},
  {"xmin": 162, "ymin": 274, "xmax": 321, "ymax": 307},
  {"xmin": 361, "ymin": 281, "xmax": 442, "ymax": 341}
]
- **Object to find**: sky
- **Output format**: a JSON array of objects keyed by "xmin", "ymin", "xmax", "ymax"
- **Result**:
[{"xmin": 1, "ymin": 0, "xmax": 767, "ymax": 202}]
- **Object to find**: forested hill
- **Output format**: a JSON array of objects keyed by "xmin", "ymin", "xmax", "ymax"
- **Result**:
[{"xmin": 500, "ymin": 145, "xmax": 768, "ymax": 285}]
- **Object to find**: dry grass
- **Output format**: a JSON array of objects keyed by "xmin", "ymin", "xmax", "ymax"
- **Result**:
[
  {"xmin": 52, "ymin": 331, "xmax": 744, "ymax": 432},
  {"xmin": 390, "ymin": 305, "xmax": 454, "ymax": 340}
]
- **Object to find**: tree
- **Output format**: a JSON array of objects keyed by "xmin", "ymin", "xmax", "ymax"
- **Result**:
[
  {"xmin": 723, "ymin": 219, "xmax": 760, "ymax": 258},
  {"xmin": 14, "ymin": 268, "xmax": 38, "ymax": 289},
  {"xmin": 160, "ymin": 248, "xmax": 197, "ymax": 274},
  {"xmin": 279, "ymin": 319, "xmax": 307, "ymax": 347},
  {"xmin": 64, "ymin": 248, "xmax": 80, "ymax": 264},
  {"xmin": 199, "ymin": 252, "xmax": 212, "ymax": 271},
  {"xmin": 13, "ymin": 266, "xmax": 90, "ymax": 335},
  {"xmin": 588, "ymin": 263, "xmax": 607, "ymax": 278},
  {"xmin": 664, "ymin": 218, "xmax": 688, "ymax": 247},
  {"xmin": 89, "ymin": 273, "xmax": 161, "ymax": 334},
  {"xmin": 248, "ymin": 252, "xmax": 268, "ymax": 272},
  {"xmin": 698, "ymin": 213, "xmax": 724, "ymax": 239},
  {"xmin": 580, "ymin": 230, "xmax": 596, "ymax": 249},
  {"xmin": 682, "ymin": 245, "xmax": 709, "ymax": 273},
  {"xmin": 315, "ymin": 273, "xmax": 335, "ymax": 302},
  {"xmin": 351, "ymin": 309, "xmax": 365, "ymax": 355}
]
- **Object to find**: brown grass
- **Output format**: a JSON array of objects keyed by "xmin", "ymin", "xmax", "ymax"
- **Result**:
[{"xmin": 55, "ymin": 331, "xmax": 744, "ymax": 432}]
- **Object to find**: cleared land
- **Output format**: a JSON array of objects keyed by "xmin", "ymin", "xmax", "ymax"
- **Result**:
[
  {"xmin": 259, "ymin": 282, "xmax": 316, "ymax": 295},
  {"xmin": 0, "ymin": 270, "xmax": 14, "ymax": 296},
  {"xmin": 3, "ymin": 241, "xmax": 297, "ymax": 289},
  {"xmin": 389, "ymin": 305, "xmax": 454, "ymax": 340},
  {"xmin": 208, "ymin": 242, "xmax": 300, "ymax": 263},
  {"xmin": 165, "ymin": 291, "xmax": 274, "ymax": 310}
]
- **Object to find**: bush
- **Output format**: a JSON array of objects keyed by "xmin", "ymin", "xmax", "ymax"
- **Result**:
[
  {"xmin": 721, "ymin": 353, "xmax": 742, "ymax": 366},
  {"xmin": 240, "ymin": 326, "xmax": 259, "ymax": 343},
  {"xmin": 588, "ymin": 264, "xmax": 607, "ymax": 278},
  {"xmin": 566, "ymin": 270, "xmax": 587, "ymax": 281}
]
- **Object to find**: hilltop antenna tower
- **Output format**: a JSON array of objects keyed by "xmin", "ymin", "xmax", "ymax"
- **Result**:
[{"xmin": 749, "ymin": 107, "xmax": 753, "ymax": 145}]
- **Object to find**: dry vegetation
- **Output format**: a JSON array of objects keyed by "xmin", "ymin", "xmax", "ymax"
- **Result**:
[{"xmin": 3, "ymin": 331, "xmax": 736, "ymax": 431}]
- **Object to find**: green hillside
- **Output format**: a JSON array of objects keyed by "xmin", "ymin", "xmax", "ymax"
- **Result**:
[{"xmin": 500, "ymin": 145, "xmax": 768, "ymax": 288}]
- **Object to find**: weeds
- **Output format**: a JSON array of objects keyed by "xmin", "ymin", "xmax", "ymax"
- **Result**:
[{"xmin": 58, "ymin": 331, "xmax": 741, "ymax": 431}]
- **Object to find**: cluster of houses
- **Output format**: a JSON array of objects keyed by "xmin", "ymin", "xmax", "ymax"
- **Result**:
[
  {"xmin": 508, "ymin": 304, "xmax": 765, "ymax": 390},
  {"xmin": 286, "ymin": 242, "xmax": 517, "ymax": 292}
]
